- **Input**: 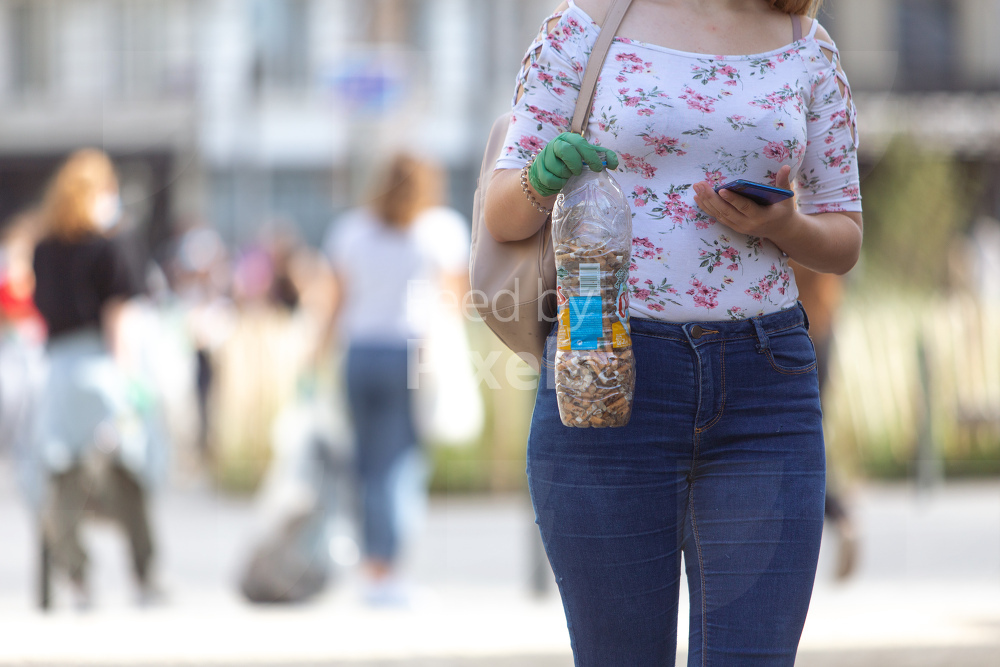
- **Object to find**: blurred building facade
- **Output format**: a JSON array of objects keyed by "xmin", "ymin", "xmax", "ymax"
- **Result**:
[
  {"xmin": 0, "ymin": 0, "xmax": 553, "ymax": 250},
  {"xmin": 825, "ymin": 0, "xmax": 1000, "ymax": 217},
  {"xmin": 0, "ymin": 0, "xmax": 998, "ymax": 250}
]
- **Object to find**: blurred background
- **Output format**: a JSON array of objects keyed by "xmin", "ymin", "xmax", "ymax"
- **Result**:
[{"xmin": 0, "ymin": 1, "xmax": 998, "ymax": 665}]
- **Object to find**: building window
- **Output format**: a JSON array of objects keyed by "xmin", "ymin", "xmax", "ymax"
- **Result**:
[
  {"xmin": 898, "ymin": 0, "xmax": 958, "ymax": 91},
  {"xmin": 252, "ymin": 0, "xmax": 311, "ymax": 93},
  {"xmin": 270, "ymin": 169, "xmax": 336, "ymax": 245},
  {"xmin": 9, "ymin": 0, "xmax": 54, "ymax": 99},
  {"xmin": 111, "ymin": 0, "xmax": 198, "ymax": 100}
]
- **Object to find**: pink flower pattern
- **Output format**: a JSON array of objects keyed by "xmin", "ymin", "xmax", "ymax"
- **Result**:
[
  {"xmin": 679, "ymin": 86, "xmax": 717, "ymax": 114},
  {"xmin": 498, "ymin": 6, "xmax": 861, "ymax": 320},
  {"xmin": 687, "ymin": 278, "xmax": 721, "ymax": 310},
  {"xmin": 525, "ymin": 105, "xmax": 570, "ymax": 131},
  {"xmin": 640, "ymin": 132, "xmax": 688, "ymax": 157},
  {"xmin": 619, "ymin": 152, "xmax": 658, "ymax": 179},
  {"xmin": 631, "ymin": 236, "xmax": 664, "ymax": 260},
  {"xmin": 698, "ymin": 236, "xmax": 743, "ymax": 274}
]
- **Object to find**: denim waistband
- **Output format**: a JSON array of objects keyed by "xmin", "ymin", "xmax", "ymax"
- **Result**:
[{"xmin": 628, "ymin": 303, "xmax": 808, "ymax": 347}]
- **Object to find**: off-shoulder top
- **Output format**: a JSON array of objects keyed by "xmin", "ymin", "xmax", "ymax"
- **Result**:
[{"xmin": 497, "ymin": 1, "xmax": 861, "ymax": 321}]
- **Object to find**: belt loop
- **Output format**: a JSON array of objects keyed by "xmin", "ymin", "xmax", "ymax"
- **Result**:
[
  {"xmin": 752, "ymin": 317, "xmax": 769, "ymax": 354},
  {"xmin": 797, "ymin": 300, "xmax": 810, "ymax": 331}
]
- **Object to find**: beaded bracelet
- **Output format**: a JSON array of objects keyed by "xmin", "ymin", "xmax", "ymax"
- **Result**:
[{"xmin": 520, "ymin": 153, "xmax": 554, "ymax": 215}]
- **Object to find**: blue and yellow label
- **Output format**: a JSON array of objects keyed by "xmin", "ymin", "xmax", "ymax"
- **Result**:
[{"xmin": 569, "ymin": 296, "xmax": 603, "ymax": 350}]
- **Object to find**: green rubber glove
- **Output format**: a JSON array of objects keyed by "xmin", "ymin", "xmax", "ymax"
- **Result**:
[{"xmin": 528, "ymin": 133, "xmax": 620, "ymax": 197}]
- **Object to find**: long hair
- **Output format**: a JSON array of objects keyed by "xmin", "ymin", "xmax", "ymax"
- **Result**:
[
  {"xmin": 40, "ymin": 149, "xmax": 118, "ymax": 241},
  {"xmin": 770, "ymin": 0, "xmax": 824, "ymax": 18},
  {"xmin": 368, "ymin": 153, "xmax": 442, "ymax": 230}
]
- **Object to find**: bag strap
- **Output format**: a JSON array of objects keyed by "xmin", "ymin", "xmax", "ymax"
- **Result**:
[
  {"xmin": 791, "ymin": 13, "xmax": 802, "ymax": 42},
  {"xmin": 570, "ymin": 0, "xmax": 634, "ymax": 135}
]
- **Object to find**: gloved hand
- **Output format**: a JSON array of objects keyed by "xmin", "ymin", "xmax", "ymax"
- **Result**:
[{"xmin": 528, "ymin": 133, "xmax": 620, "ymax": 197}]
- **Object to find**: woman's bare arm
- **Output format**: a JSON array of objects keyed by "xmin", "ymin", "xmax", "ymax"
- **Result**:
[
  {"xmin": 484, "ymin": 169, "xmax": 557, "ymax": 243},
  {"xmin": 693, "ymin": 165, "xmax": 862, "ymax": 275}
]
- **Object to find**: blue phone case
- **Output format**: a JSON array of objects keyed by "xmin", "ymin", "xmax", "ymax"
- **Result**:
[{"xmin": 713, "ymin": 179, "xmax": 794, "ymax": 206}]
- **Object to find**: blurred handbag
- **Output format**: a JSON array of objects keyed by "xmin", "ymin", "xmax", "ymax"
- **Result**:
[{"xmin": 469, "ymin": 0, "xmax": 633, "ymax": 372}]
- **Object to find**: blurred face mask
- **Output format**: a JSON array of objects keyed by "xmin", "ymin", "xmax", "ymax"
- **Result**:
[{"xmin": 92, "ymin": 192, "xmax": 122, "ymax": 232}]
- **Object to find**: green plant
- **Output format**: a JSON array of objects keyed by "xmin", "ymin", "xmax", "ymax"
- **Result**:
[{"xmin": 859, "ymin": 137, "xmax": 976, "ymax": 291}]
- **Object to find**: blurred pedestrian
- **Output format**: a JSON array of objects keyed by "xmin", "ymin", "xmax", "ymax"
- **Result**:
[
  {"xmin": 234, "ymin": 219, "xmax": 360, "ymax": 605},
  {"xmin": 263, "ymin": 220, "xmax": 304, "ymax": 312},
  {"xmin": 31, "ymin": 149, "xmax": 161, "ymax": 608},
  {"xmin": 0, "ymin": 211, "xmax": 47, "ymax": 503},
  {"xmin": 0, "ymin": 210, "xmax": 45, "ymax": 345},
  {"xmin": 323, "ymin": 153, "xmax": 469, "ymax": 605},
  {"xmin": 167, "ymin": 221, "xmax": 234, "ymax": 465},
  {"xmin": 484, "ymin": 0, "xmax": 862, "ymax": 663},
  {"xmin": 790, "ymin": 259, "xmax": 858, "ymax": 579}
]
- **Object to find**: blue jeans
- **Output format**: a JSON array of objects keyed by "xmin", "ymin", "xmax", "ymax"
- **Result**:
[
  {"xmin": 527, "ymin": 305, "xmax": 825, "ymax": 666},
  {"xmin": 345, "ymin": 345, "xmax": 419, "ymax": 564}
]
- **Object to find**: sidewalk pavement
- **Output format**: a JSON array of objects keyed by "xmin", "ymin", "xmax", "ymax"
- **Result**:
[{"xmin": 0, "ymin": 465, "xmax": 998, "ymax": 666}]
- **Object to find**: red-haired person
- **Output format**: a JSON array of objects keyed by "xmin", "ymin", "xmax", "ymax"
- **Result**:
[{"xmin": 32, "ymin": 150, "xmax": 159, "ymax": 607}]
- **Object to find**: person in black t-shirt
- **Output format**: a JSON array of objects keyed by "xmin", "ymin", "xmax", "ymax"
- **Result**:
[{"xmin": 31, "ymin": 149, "xmax": 160, "ymax": 608}]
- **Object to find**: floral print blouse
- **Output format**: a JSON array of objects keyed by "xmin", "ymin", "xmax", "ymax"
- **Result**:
[{"xmin": 496, "ymin": 1, "xmax": 862, "ymax": 322}]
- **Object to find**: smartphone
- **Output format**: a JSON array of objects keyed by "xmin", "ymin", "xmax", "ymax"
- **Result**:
[{"xmin": 713, "ymin": 179, "xmax": 794, "ymax": 206}]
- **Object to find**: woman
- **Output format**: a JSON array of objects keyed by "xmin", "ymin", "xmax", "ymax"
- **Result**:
[
  {"xmin": 485, "ymin": 0, "xmax": 861, "ymax": 663},
  {"xmin": 32, "ymin": 149, "xmax": 157, "ymax": 607},
  {"xmin": 324, "ymin": 153, "xmax": 469, "ymax": 604}
]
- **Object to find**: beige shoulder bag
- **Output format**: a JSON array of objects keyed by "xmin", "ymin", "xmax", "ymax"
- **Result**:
[{"xmin": 469, "ymin": 0, "xmax": 634, "ymax": 372}]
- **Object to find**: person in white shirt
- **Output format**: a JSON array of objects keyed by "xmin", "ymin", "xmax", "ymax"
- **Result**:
[{"xmin": 323, "ymin": 153, "xmax": 469, "ymax": 603}]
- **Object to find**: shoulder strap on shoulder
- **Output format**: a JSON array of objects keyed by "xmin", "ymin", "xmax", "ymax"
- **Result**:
[
  {"xmin": 571, "ymin": 0, "xmax": 634, "ymax": 134},
  {"xmin": 791, "ymin": 13, "xmax": 802, "ymax": 42}
]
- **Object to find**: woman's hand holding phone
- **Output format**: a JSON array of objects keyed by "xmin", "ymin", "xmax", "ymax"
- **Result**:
[{"xmin": 692, "ymin": 165, "xmax": 797, "ymax": 241}]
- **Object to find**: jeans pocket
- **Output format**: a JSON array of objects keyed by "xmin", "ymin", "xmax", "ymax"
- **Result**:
[{"xmin": 765, "ymin": 326, "xmax": 817, "ymax": 375}]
